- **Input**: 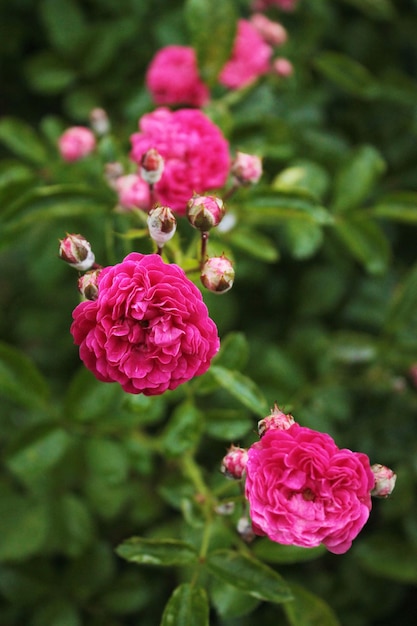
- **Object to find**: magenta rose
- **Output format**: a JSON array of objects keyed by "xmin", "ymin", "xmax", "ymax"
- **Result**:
[
  {"xmin": 71, "ymin": 252, "xmax": 220, "ymax": 395},
  {"xmin": 130, "ymin": 108, "xmax": 230, "ymax": 214},
  {"xmin": 146, "ymin": 45, "xmax": 210, "ymax": 108},
  {"xmin": 245, "ymin": 425, "xmax": 375, "ymax": 554},
  {"xmin": 219, "ymin": 20, "xmax": 273, "ymax": 89}
]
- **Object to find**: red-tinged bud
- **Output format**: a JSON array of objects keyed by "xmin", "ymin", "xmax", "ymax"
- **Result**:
[
  {"xmin": 237, "ymin": 517, "xmax": 256, "ymax": 543},
  {"xmin": 273, "ymin": 57, "xmax": 294, "ymax": 77},
  {"xmin": 89, "ymin": 107, "xmax": 110, "ymax": 135},
  {"xmin": 258, "ymin": 403, "xmax": 295, "ymax": 437},
  {"xmin": 59, "ymin": 234, "xmax": 95, "ymax": 271},
  {"xmin": 371, "ymin": 464, "xmax": 397, "ymax": 498},
  {"xmin": 140, "ymin": 148, "xmax": 165, "ymax": 185},
  {"xmin": 231, "ymin": 152, "xmax": 263, "ymax": 186},
  {"xmin": 250, "ymin": 13, "xmax": 288, "ymax": 46},
  {"xmin": 58, "ymin": 127, "xmax": 96, "ymax": 162},
  {"xmin": 201, "ymin": 255, "xmax": 235, "ymax": 294},
  {"xmin": 187, "ymin": 194, "xmax": 225, "ymax": 232},
  {"xmin": 147, "ymin": 205, "xmax": 177, "ymax": 247},
  {"xmin": 220, "ymin": 445, "xmax": 248, "ymax": 480},
  {"xmin": 78, "ymin": 269, "xmax": 101, "ymax": 300}
]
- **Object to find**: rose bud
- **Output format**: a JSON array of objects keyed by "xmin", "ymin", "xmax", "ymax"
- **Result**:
[
  {"xmin": 273, "ymin": 57, "xmax": 294, "ymax": 78},
  {"xmin": 258, "ymin": 403, "xmax": 295, "ymax": 437},
  {"xmin": 371, "ymin": 464, "xmax": 397, "ymax": 498},
  {"xmin": 140, "ymin": 148, "xmax": 165, "ymax": 185},
  {"xmin": 200, "ymin": 255, "xmax": 235, "ymax": 294},
  {"xmin": 231, "ymin": 152, "xmax": 263, "ymax": 186},
  {"xmin": 250, "ymin": 13, "xmax": 288, "ymax": 46},
  {"xmin": 187, "ymin": 194, "xmax": 225, "ymax": 233},
  {"xmin": 78, "ymin": 269, "xmax": 101, "ymax": 301},
  {"xmin": 58, "ymin": 126, "xmax": 96, "ymax": 162},
  {"xmin": 237, "ymin": 517, "xmax": 256, "ymax": 543},
  {"xmin": 59, "ymin": 233, "xmax": 95, "ymax": 271},
  {"xmin": 220, "ymin": 445, "xmax": 248, "ymax": 480},
  {"xmin": 89, "ymin": 107, "xmax": 110, "ymax": 135},
  {"xmin": 147, "ymin": 205, "xmax": 177, "ymax": 248}
]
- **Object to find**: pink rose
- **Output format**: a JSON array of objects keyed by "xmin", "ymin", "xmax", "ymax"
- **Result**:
[
  {"xmin": 245, "ymin": 425, "xmax": 375, "ymax": 554},
  {"xmin": 130, "ymin": 108, "xmax": 230, "ymax": 214},
  {"xmin": 58, "ymin": 126, "xmax": 96, "ymax": 162},
  {"xmin": 219, "ymin": 20, "xmax": 273, "ymax": 89},
  {"xmin": 146, "ymin": 45, "xmax": 210, "ymax": 107},
  {"xmin": 71, "ymin": 252, "xmax": 219, "ymax": 395},
  {"xmin": 115, "ymin": 174, "xmax": 150, "ymax": 212}
]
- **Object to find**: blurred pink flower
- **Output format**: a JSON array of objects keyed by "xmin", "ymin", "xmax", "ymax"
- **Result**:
[
  {"xmin": 71, "ymin": 252, "xmax": 219, "ymax": 396},
  {"xmin": 219, "ymin": 20, "xmax": 273, "ymax": 89},
  {"xmin": 130, "ymin": 108, "xmax": 230, "ymax": 214},
  {"xmin": 115, "ymin": 174, "xmax": 150, "ymax": 212},
  {"xmin": 58, "ymin": 126, "xmax": 96, "ymax": 162},
  {"xmin": 250, "ymin": 13, "xmax": 288, "ymax": 46},
  {"xmin": 245, "ymin": 424, "xmax": 375, "ymax": 554},
  {"xmin": 146, "ymin": 45, "xmax": 210, "ymax": 107}
]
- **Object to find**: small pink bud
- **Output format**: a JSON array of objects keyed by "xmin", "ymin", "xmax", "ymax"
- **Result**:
[
  {"xmin": 201, "ymin": 255, "xmax": 235, "ymax": 294},
  {"xmin": 140, "ymin": 148, "xmax": 165, "ymax": 185},
  {"xmin": 58, "ymin": 126, "xmax": 96, "ymax": 162},
  {"xmin": 220, "ymin": 445, "xmax": 248, "ymax": 480},
  {"xmin": 187, "ymin": 194, "xmax": 225, "ymax": 232},
  {"xmin": 371, "ymin": 464, "xmax": 397, "ymax": 498},
  {"xmin": 258, "ymin": 403, "xmax": 295, "ymax": 437},
  {"xmin": 115, "ymin": 174, "xmax": 150, "ymax": 211},
  {"xmin": 250, "ymin": 14, "xmax": 288, "ymax": 46},
  {"xmin": 104, "ymin": 162, "xmax": 124, "ymax": 189},
  {"xmin": 59, "ymin": 234, "xmax": 95, "ymax": 271},
  {"xmin": 78, "ymin": 269, "xmax": 101, "ymax": 300},
  {"xmin": 147, "ymin": 205, "xmax": 177, "ymax": 247},
  {"xmin": 236, "ymin": 517, "xmax": 256, "ymax": 543},
  {"xmin": 231, "ymin": 152, "xmax": 263, "ymax": 186},
  {"xmin": 273, "ymin": 57, "xmax": 293, "ymax": 77},
  {"xmin": 89, "ymin": 107, "xmax": 110, "ymax": 135}
]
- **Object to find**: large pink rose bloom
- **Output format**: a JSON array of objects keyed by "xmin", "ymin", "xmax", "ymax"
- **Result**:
[
  {"xmin": 245, "ymin": 425, "xmax": 375, "ymax": 554},
  {"xmin": 71, "ymin": 253, "xmax": 220, "ymax": 395},
  {"xmin": 219, "ymin": 20, "xmax": 273, "ymax": 89},
  {"xmin": 130, "ymin": 108, "xmax": 230, "ymax": 214},
  {"xmin": 146, "ymin": 45, "xmax": 210, "ymax": 107}
]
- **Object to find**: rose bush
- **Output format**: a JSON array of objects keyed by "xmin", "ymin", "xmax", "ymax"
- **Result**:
[
  {"xmin": 245, "ymin": 424, "xmax": 375, "ymax": 554},
  {"xmin": 130, "ymin": 108, "xmax": 230, "ymax": 214},
  {"xmin": 71, "ymin": 252, "xmax": 220, "ymax": 395}
]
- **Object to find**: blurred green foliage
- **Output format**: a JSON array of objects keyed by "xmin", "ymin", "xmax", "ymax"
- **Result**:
[{"xmin": 1, "ymin": 0, "xmax": 417, "ymax": 625}]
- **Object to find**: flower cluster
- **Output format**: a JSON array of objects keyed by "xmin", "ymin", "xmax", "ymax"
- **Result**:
[
  {"xmin": 220, "ymin": 409, "xmax": 396, "ymax": 554},
  {"xmin": 71, "ymin": 252, "xmax": 220, "ymax": 396}
]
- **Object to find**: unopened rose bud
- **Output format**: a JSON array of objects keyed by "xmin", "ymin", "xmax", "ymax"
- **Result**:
[
  {"xmin": 78, "ymin": 269, "xmax": 101, "ymax": 300},
  {"xmin": 258, "ymin": 404, "xmax": 295, "ymax": 437},
  {"xmin": 250, "ymin": 13, "xmax": 288, "ymax": 46},
  {"xmin": 104, "ymin": 162, "xmax": 124, "ymax": 189},
  {"xmin": 371, "ymin": 464, "xmax": 397, "ymax": 498},
  {"xmin": 273, "ymin": 57, "xmax": 294, "ymax": 78},
  {"xmin": 140, "ymin": 148, "xmax": 164, "ymax": 185},
  {"xmin": 59, "ymin": 233, "xmax": 95, "ymax": 271},
  {"xmin": 237, "ymin": 517, "xmax": 256, "ymax": 543},
  {"xmin": 147, "ymin": 205, "xmax": 177, "ymax": 247},
  {"xmin": 89, "ymin": 107, "xmax": 110, "ymax": 135},
  {"xmin": 231, "ymin": 152, "xmax": 263, "ymax": 186},
  {"xmin": 220, "ymin": 445, "xmax": 248, "ymax": 480},
  {"xmin": 201, "ymin": 255, "xmax": 235, "ymax": 294},
  {"xmin": 187, "ymin": 194, "xmax": 225, "ymax": 232},
  {"xmin": 58, "ymin": 126, "xmax": 96, "ymax": 162}
]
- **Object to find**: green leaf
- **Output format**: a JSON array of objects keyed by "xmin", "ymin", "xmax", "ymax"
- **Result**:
[
  {"xmin": 214, "ymin": 332, "xmax": 249, "ymax": 371},
  {"xmin": 0, "ymin": 117, "xmax": 48, "ymax": 165},
  {"xmin": 185, "ymin": 0, "xmax": 237, "ymax": 86},
  {"xmin": 210, "ymin": 578, "xmax": 260, "ymax": 619},
  {"xmin": 272, "ymin": 160, "xmax": 331, "ymax": 201},
  {"xmin": 30, "ymin": 599, "xmax": 81, "ymax": 626},
  {"xmin": 161, "ymin": 584, "xmax": 209, "ymax": 626},
  {"xmin": 116, "ymin": 537, "xmax": 198, "ymax": 567},
  {"xmin": 40, "ymin": 0, "xmax": 88, "ymax": 57},
  {"xmin": 253, "ymin": 539, "xmax": 326, "ymax": 564},
  {"xmin": 206, "ymin": 549, "xmax": 293, "ymax": 604},
  {"xmin": 0, "ymin": 494, "xmax": 48, "ymax": 561},
  {"xmin": 24, "ymin": 52, "xmax": 77, "ymax": 94},
  {"xmin": 6, "ymin": 424, "xmax": 72, "ymax": 485},
  {"xmin": 85, "ymin": 438, "xmax": 129, "ymax": 485},
  {"xmin": 65, "ymin": 368, "xmax": 125, "ymax": 423},
  {"xmin": 282, "ymin": 219, "xmax": 323, "ymax": 260},
  {"xmin": 332, "ymin": 145, "xmax": 386, "ymax": 213},
  {"xmin": 241, "ymin": 191, "xmax": 333, "ymax": 226},
  {"xmin": 333, "ymin": 215, "xmax": 390, "ymax": 274},
  {"xmin": 161, "ymin": 401, "xmax": 204, "ymax": 458},
  {"xmin": 226, "ymin": 228, "xmax": 280, "ymax": 262},
  {"xmin": 0, "ymin": 342, "xmax": 50, "ymax": 409},
  {"xmin": 204, "ymin": 409, "xmax": 252, "ymax": 441},
  {"xmin": 340, "ymin": 0, "xmax": 396, "ymax": 20},
  {"xmin": 51, "ymin": 494, "xmax": 95, "ymax": 558},
  {"xmin": 369, "ymin": 192, "xmax": 417, "ymax": 223},
  {"xmin": 314, "ymin": 52, "xmax": 380, "ymax": 99},
  {"xmin": 210, "ymin": 365, "xmax": 269, "ymax": 417},
  {"xmin": 284, "ymin": 583, "xmax": 341, "ymax": 626},
  {"xmin": 384, "ymin": 263, "xmax": 417, "ymax": 336},
  {"xmin": 0, "ymin": 159, "xmax": 35, "ymax": 190},
  {"xmin": 355, "ymin": 535, "xmax": 417, "ymax": 584}
]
